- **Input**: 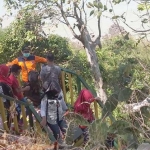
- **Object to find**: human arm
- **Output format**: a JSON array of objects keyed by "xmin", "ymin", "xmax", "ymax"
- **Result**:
[
  {"xmin": 40, "ymin": 96, "xmax": 47, "ymax": 117},
  {"xmin": 40, "ymin": 96, "xmax": 47, "ymax": 126},
  {"xmin": 86, "ymin": 97, "xmax": 101, "ymax": 104},
  {"xmin": 6, "ymin": 58, "xmax": 18, "ymax": 66},
  {"xmin": 17, "ymin": 86, "xmax": 30, "ymax": 92},
  {"xmin": 39, "ymin": 66, "xmax": 46, "ymax": 83},
  {"xmin": 58, "ymin": 67, "xmax": 62, "ymax": 88},
  {"xmin": 35, "ymin": 56, "xmax": 47, "ymax": 63},
  {"xmin": 58, "ymin": 91, "xmax": 68, "ymax": 111}
]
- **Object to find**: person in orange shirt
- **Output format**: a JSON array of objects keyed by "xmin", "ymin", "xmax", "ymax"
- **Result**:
[{"xmin": 7, "ymin": 46, "xmax": 47, "ymax": 83}]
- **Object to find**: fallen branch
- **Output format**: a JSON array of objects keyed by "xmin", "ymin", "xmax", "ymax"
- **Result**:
[{"xmin": 123, "ymin": 97, "xmax": 150, "ymax": 113}]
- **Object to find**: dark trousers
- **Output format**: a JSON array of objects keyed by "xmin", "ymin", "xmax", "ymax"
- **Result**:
[
  {"xmin": 16, "ymin": 98, "xmax": 29, "ymax": 122},
  {"xmin": 80, "ymin": 127, "xmax": 90, "ymax": 144},
  {"xmin": 47, "ymin": 120, "xmax": 67, "ymax": 140}
]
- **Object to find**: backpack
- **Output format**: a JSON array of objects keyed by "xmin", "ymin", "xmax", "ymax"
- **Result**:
[
  {"xmin": 46, "ymin": 97, "xmax": 63, "ymax": 124},
  {"xmin": 0, "ymin": 82, "xmax": 14, "ymax": 109},
  {"xmin": 45, "ymin": 80, "xmax": 63, "ymax": 124}
]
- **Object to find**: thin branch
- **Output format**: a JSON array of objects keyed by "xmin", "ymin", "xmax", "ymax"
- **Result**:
[
  {"xmin": 144, "ymin": 2, "xmax": 150, "ymax": 23},
  {"xmin": 109, "ymin": 0, "xmax": 124, "ymax": 37},
  {"xmin": 73, "ymin": 2, "xmax": 82, "ymax": 24},
  {"xmin": 123, "ymin": 21, "xmax": 150, "ymax": 32},
  {"xmin": 57, "ymin": 18, "xmax": 67, "ymax": 25},
  {"xmin": 75, "ymin": 3, "xmax": 82, "ymax": 20},
  {"xmin": 56, "ymin": 1, "xmax": 80, "ymax": 40},
  {"xmin": 66, "ymin": 14, "xmax": 75, "ymax": 18},
  {"xmin": 94, "ymin": 0, "xmax": 102, "ymax": 48},
  {"xmin": 82, "ymin": 0, "xmax": 87, "ymax": 25}
]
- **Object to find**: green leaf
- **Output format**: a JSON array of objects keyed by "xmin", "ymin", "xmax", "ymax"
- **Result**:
[
  {"xmin": 104, "ymin": 5, "xmax": 107, "ymax": 10},
  {"xmin": 90, "ymin": 10, "xmax": 94, "ymax": 16},
  {"xmin": 98, "ymin": 1, "xmax": 103, "ymax": 9},
  {"xmin": 88, "ymin": 2, "xmax": 94, "ymax": 7},
  {"xmin": 86, "ymin": 4, "xmax": 92, "ymax": 8},
  {"xmin": 112, "ymin": 0, "xmax": 121, "ymax": 4},
  {"xmin": 90, "ymin": 121, "xmax": 108, "ymax": 142},
  {"xmin": 118, "ymin": 88, "xmax": 132, "ymax": 102},
  {"xmin": 108, "ymin": 120, "xmax": 130, "ymax": 134},
  {"xmin": 109, "ymin": 9, "xmax": 113, "ymax": 12},
  {"xmin": 112, "ymin": 15, "xmax": 120, "ymax": 19},
  {"xmin": 93, "ymin": 1, "xmax": 98, "ymax": 7},
  {"xmin": 141, "ymin": 18, "xmax": 148, "ymax": 23},
  {"xmin": 138, "ymin": 4, "xmax": 145, "ymax": 11},
  {"xmin": 64, "ymin": 112, "xmax": 89, "ymax": 126}
]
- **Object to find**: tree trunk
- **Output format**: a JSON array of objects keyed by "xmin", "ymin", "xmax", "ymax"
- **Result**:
[{"xmin": 81, "ymin": 29, "xmax": 107, "ymax": 104}]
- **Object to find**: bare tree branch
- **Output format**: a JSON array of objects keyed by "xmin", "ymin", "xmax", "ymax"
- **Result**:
[
  {"xmin": 73, "ymin": 2, "xmax": 82, "ymax": 24},
  {"xmin": 94, "ymin": 0, "xmax": 102, "ymax": 48},
  {"xmin": 75, "ymin": 3, "xmax": 82, "ymax": 21},
  {"xmin": 57, "ymin": 18, "xmax": 67, "ymax": 25},
  {"xmin": 82, "ymin": 0, "xmax": 87, "ymax": 25},
  {"xmin": 123, "ymin": 97, "xmax": 150, "ymax": 113},
  {"xmin": 56, "ymin": 1, "xmax": 80, "ymax": 40},
  {"xmin": 123, "ymin": 21, "xmax": 150, "ymax": 32}
]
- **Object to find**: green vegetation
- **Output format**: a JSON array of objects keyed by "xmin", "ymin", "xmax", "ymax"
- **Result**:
[{"xmin": 1, "ymin": 0, "xmax": 150, "ymax": 149}]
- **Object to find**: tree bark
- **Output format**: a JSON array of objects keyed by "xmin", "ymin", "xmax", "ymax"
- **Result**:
[
  {"xmin": 81, "ymin": 29, "xmax": 107, "ymax": 104},
  {"xmin": 123, "ymin": 97, "xmax": 150, "ymax": 113},
  {"xmin": 55, "ymin": 1, "xmax": 107, "ymax": 103}
]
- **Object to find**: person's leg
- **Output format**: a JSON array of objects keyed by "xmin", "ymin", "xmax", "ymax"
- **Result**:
[
  {"xmin": 15, "ymin": 103, "xmax": 21, "ymax": 121},
  {"xmin": 18, "ymin": 98, "xmax": 29, "ymax": 125},
  {"xmin": 81, "ymin": 127, "xmax": 90, "ymax": 146},
  {"xmin": 47, "ymin": 123, "xmax": 62, "ymax": 150},
  {"xmin": 4, "ymin": 101, "xmax": 11, "ymax": 128},
  {"xmin": 47, "ymin": 123, "xmax": 61, "ymax": 140},
  {"xmin": 20, "ymin": 97, "xmax": 29, "ymax": 115},
  {"xmin": 58, "ymin": 120, "xmax": 67, "ymax": 139}
]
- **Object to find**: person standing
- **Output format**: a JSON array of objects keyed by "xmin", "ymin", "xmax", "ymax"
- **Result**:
[
  {"xmin": 40, "ymin": 53, "xmax": 68, "ymax": 111},
  {"xmin": 40, "ymin": 80, "xmax": 68, "ymax": 150},
  {"xmin": 7, "ymin": 46, "xmax": 47, "ymax": 83}
]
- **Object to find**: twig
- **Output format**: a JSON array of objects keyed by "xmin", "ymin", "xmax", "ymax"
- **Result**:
[
  {"xmin": 123, "ymin": 21, "xmax": 150, "ymax": 33},
  {"xmin": 56, "ymin": 1, "xmax": 80, "ymax": 40}
]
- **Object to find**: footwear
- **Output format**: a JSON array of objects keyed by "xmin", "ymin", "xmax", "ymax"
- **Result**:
[{"xmin": 53, "ymin": 142, "xmax": 58, "ymax": 150}]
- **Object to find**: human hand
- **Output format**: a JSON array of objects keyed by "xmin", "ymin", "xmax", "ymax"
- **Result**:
[
  {"xmin": 63, "ymin": 110, "xmax": 69, "ymax": 117},
  {"xmin": 24, "ymin": 86, "xmax": 30, "ymax": 91},
  {"xmin": 40, "ymin": 117, "xmax": 47, "ymax": 127},
  {"xmin": 95, "ymin": 97, "xmax": 101, "ymax": 101}
]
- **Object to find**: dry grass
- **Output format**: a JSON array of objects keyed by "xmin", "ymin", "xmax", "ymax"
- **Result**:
[{"xmin": 0, "ymin": 129, "xmax": 54, "ymax": 150}]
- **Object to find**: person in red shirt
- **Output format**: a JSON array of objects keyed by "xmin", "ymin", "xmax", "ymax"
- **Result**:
[
  {"xmin": 9, "ymin": 64, "xmax": 30, "ymax": 125},
  {"xmin": 9, "ymin": 64, "xmax": 30, "ymax": 100}
]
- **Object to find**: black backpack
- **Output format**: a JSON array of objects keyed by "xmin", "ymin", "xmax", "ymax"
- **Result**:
[{"xmin": 0, "ymin": 82, "xmax": 14, "ymax": 109}]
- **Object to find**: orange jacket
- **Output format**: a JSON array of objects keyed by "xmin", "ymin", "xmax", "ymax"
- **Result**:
[{"xmin": 7, "ymin": 55, "xmax": 47, "ymax": 82}]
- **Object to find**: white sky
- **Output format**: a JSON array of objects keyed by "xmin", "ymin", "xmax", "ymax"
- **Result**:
[{"xmin": 0, "ymin": 0, "xmax": 147, "ymax": 40}]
